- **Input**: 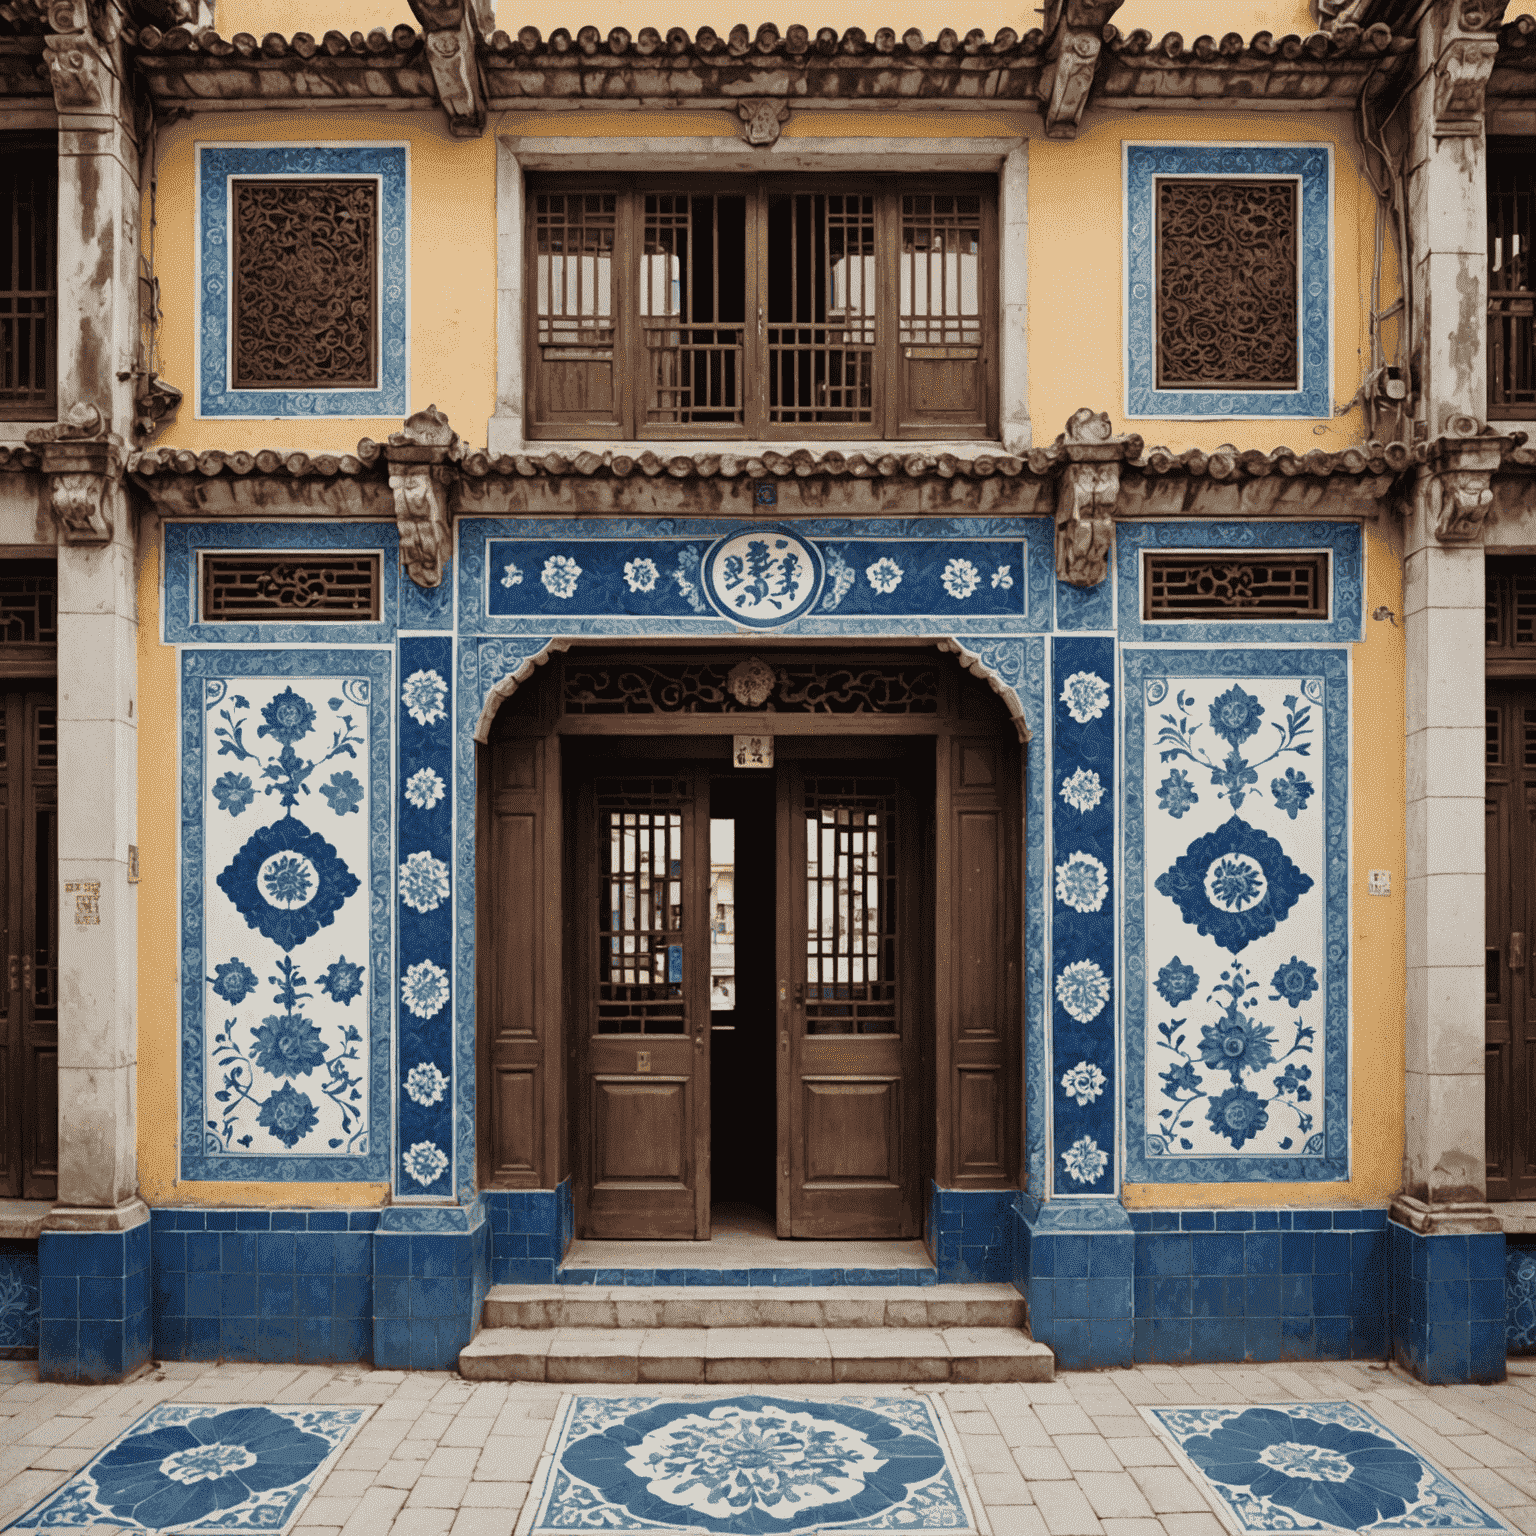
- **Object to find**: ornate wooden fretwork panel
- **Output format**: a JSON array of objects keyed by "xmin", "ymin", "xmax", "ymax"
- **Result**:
[
  {"xmin": 0, "ymin": 562, "xmax": 55, "ymax": 646},
  {"xmin": 200, "ymin": 554, "xmax": 380, "ymax": 623},
  {"xmin": 0, "ymin": 135, "xmax": 56, "ymax": 422},
  {"xmin": 231, "ymin": 179, "xmax": 378, "ymax": 390},
  {"xmin": 563, "ymin": 661, "xmax": 942, "ymax": 715},
  {"xmin": 1155, "ymin": 178, "xmax": 1298, "ymax": 391},
  {"xmin": 1144, "ymin": 554, "xmax": 1327, "ymax": 621}
]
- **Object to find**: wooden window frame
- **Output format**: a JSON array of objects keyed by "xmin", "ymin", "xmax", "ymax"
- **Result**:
[
  {"xmin": 524, "ymin": 173, "xmax": 998, "ymax": 443},
  {"xmin": 199, "ymin": 553, "xmax": 382, "ymax": 625},
  {"xmin": 1142, "ymin": 552, "xmax": 1329, "ymax": 623},
  {"xmin": 0, "ymin": 133, "xmax": 57, "ymax": 424},
  {"xmin": 1489, "ymin": 138, "xmax": 1536, "ymax": 421}
]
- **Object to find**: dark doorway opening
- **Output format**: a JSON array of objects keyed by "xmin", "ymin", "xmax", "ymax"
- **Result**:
[{"xmin": 708, "ymin": 772, "xmax": 776, "ymax": 1220}]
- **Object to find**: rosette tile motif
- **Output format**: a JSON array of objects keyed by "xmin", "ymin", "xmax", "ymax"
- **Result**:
[
  {"xmin": 1146, "ymin": 1401, "xmax": 1508, "ymax": 1535},
  {"xmin": 527, "ymin": 1394, "xmax": 978, "ymax": 1536},
  {"xmin": 8, "ymin": 1402, "xmax": 372, "ymax": 1534}
]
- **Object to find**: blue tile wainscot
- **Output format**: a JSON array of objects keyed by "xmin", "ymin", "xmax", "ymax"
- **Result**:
[{"xmin": 40, "ymin": 1218, "xmax": 152, "ymax": 1384}]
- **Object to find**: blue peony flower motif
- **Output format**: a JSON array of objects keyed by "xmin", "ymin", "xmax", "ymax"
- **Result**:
[
  {"xmin": 403, "ymin": 1140, "xmax": 449, "ymax": 1186},
  {"xmin": 262, "ymin": 855, "xmax": 313, "ymax": 908},
  {"xmin": 1157, "ymin": 769, "xmax": 1198, "ymax": 819},
  {"xmin": 1274, "ymin": 1062, "xmax": 1312, "ymax": 1101},
  {"xmin": 1271, "ymin": 766, "xmax": 1314, "ymax": 819},
  {"xmin": 212, "ymin": 771, "xmax": 255, "ymax": 817},
  {"xmin": 319, "ymin": 956, "xmax": 365, "ymax": 1006},
  {"xmin": 86, "ymin": 1406, "xmax": 334, "ymax": 1528},
  {"xmin": 1198, "ymin": 1013, "xmax": 1277, "ymax": 1084},
  {"xmin": 1154, "ymin": 957, "xmax": 1199, "ymax": 1007},
  {"xmin": 209, "ymin": 958, "xmax": 258, "ymax": 1005},
  {"xmin": 1270, "ymin": 956, "xmax": 1319, "ymax": 1008},
  {"xmin": 319, "ymin": 770, "xmax": 364, "ymax": 816},
  {"xmin": 217, "ymin": 818, "xmax": 360, "ymax": 952},
  {"xmin": 1205, "ymin": 1085, "xmax": 1271, "ymax": 1149},
  {"xmin": 256, "ymin": 1083, "xmax": 319, "ymax": 1148},
  {"xmin": 1154, "ymin": 816, "xmax": 1314, "ymax": 954},
  {"xmin": 251, "ymin": 1014, "xmax": 327, "ymax": 1079},
  {"xmin": 1208, "ymin": 685, "xmax": 1264, "ymax": 748},
  {"xmin": 257, "ymin": 687, "xmax": 317, "ymax": 746},
  {"xmin": 1178, "ymin": 1406, "xmax": 1426, "ymax": 1530}
]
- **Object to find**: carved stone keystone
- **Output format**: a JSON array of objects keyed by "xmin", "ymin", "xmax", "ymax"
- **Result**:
[
  {"xmin": 736, "ymin": 100, "xmax": 791, "ymax": 146},
  {"xmin": 1054, "ymin": 407, "xmax": 1138, "ymax": 588},
  {"xmin": 26, "ymin": 403, "xmax": 125, "ymax": 545},
  {"xmin": 1039, "ymin": 0, "xmax": 1123, "ymax": 139},
  {"xmin": 387, "ymin": 404, "xmax": 461, "ymax": 588}
]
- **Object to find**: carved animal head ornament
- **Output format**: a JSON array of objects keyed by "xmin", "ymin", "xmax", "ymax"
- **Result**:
[{"xmin": 737, "ymin": 99, "xmax": 791, "ymax": 146}]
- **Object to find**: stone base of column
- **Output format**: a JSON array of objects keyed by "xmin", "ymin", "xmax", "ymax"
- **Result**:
[
  {"xmin": 372, "ymin": 1202, "xmax": 492, "ymax": 1371},
  {"xmin": 39, "ymin": 1201, "xmax": 152, "ymax": 1383},
  {"xmin": 1016, "ymin": 1198, "xmax": 1136, "ymax": 1370},
  {"xmin": 1388, "ymin": 1197, "xmax": 1505, "ymax": 1384}
]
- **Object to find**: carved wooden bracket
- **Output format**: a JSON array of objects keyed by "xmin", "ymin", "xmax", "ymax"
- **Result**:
[
  {"xmin": 26, "ymin": 403, "xmax": 125, "ymax": 544},
  {"xmin": 736, "ymin": 99, "xmax": 791, "ymax": 146},
  {"xmin": 387, "ymin": 403, "xmax": 462, "ymax": 587},
  {"xmin": 409, "ymin": 0, "xmax": 486, "ymax": 135},
  {"xmin": 1039, "ymin": 0, "xmax": 1123, "ymax": 139},
  {"xmin": 1054, "ymin": 407, "xmax": 1139, "ymax": 587},
  {"xmin": 43, "ymin": 30, "xmax": 110, "ymax": 110}
]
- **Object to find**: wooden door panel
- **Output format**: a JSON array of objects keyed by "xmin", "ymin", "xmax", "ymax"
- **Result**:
[
  {"xmin": 802, "ymin": 1079, "xmax": 899, "ymax": 1182},
  {"xmin": 956, "ymin": 810, "xmax": 1001, "ymax": 1033},
  {"xmin": 957, "ymin": 1067, "xmax": 1002, "ymax": 1175},
  {"xmin": 491, "ymin": 1067, "xmax": 541, "ymax": 1179},
  {"xmin": 593, "ymin": 1078, "xmax": 688, "ymax": 1183}
]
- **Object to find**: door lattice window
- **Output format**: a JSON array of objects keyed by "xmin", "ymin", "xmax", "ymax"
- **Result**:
[
  {"xmin": 595, "ymin": 780, "xmax": 687, "ymax": 1035},
  {"xmin": 803, "ymin": 778, "xmax": 898, "ymax": 1036}
]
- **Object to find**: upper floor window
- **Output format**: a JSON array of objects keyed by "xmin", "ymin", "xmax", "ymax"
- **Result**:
[
  {"xmin": 0, "ymin": 135, "xmax": 56, "ymax": 422},
  {"xmin": 1490, "ymin": 139, "xmax": 1535, "ymax": 420},
  {"xmin": 525, "ymin": 175, "xmax": 997, "ymax": 442}
]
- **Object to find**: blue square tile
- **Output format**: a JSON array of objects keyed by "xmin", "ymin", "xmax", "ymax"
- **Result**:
[
  {"xmin": 1471, "ymin": 1277, "xmax": 1505, "ymax": 1323},
  {"xmin": 1281, "ymin": 1314, "xmax": 1315, "ymax": 1353},
  {"xmin": 221, "ymin": 1273, "xmax": 257, "ymax": 1317},
  {"xmin": 1245, "ymin": 1232, "xmax": 1280, "ymax": 1275},
  {"xmin": 374, "ymin": 1276, "xmax": 409, "ymax": 1319},
  {"xmin": 222, "ymin": 1234, "xmax": 257, "ymax": 1274},
  {"xmin": 411, "ymin": 1237, "xmax": 457, "ymax": 1279},
  {"xmin": 1054, "ymin": 1278, "xmax": 1087, "ymax": 1320},
  {"xmin": 1192, "ymin": 1234, "xmax": 1243, "ymax": 1277},
  {"xmin": 1087, "ymin": 1276, "xmax": 1132, "ymax": 1319},
  {"xmin": 1428, "ymin": 1279, "xmax": 1469, "ymax": 1323},
  {"xmin": 1251, "ymin": 1212, "xmax": 1280, "ymax": 1230},
  {"xmin": 1470, "ymin": 1317, "xmax": 1507, "ymax": 1381},
  {"xmin": 1128, "ymin": 1213, "xmax": 1154, "ymax": 1232},
  {"xmin": 1151, "ymin": 1318, "xmax": 1192, "ymax": 1362},
  {"xmin": 1311, "ymin": 1271, "xmax": 1350, "ymax": 1317},
  {"xmin": 41, "ymin": 1275, "xmax": 78, "ymax": 1321},
  {"xmin": 297, "ymin": 1275, "xmax": 333, "ymax": 1317},
  {"xmin": 186, "ymin": 1234, "xmax": 220, "ymax": 1274},
  {"xmin": 259, "ymin": 1275, "xmax": 296, "ymax": 1317},
  {"xmin": 1312, "ymin": 1232, "xmax": 1351, "ymax": 1275},
  {"xmin": 1089, "ymin": 1237, "xmax": 1134, "ymax": 1277},
  {"xmin": 1028, "ymin": 1279, "xmax": 1054, "ymax": 1326},
  {"xmin": 1151, "ymin": 1277, "xmax": 1190, "ymax": 1318},
  {"xmin": 257, "ymin": 1234, "xmax": 295, "ymax": 1272},
  {"xmin": 1294, "ymin": 1211, "xmax": 1332, "ymax": 1231},
  {"xmin": 1030, "ymin": 1235, "xmax": 1056, "ymax": 1276},
  {"xmin": 40, "ymin": 1317, "xmax": 76, "ymax": 1369},
  {"xmin": 1093, "ymin": 1318, "xmax": 1134, "ymax": 1365},
  {"xmin": 1148, "ymin": 1212, "xmax": 1178, "ymax": 1232},
  {"xmin": 1191, "ymin": 1318, "xmax": 1242, "ymax": 1362},
  {"xmin": 294, "ymin": 1236, "xmax": 334, "ymax": 1275},
  {"xmin": 153, "ymin": 1231, "xmax": 186, "ymax": 1275},
  {"xmin": 413, "ymin": 1277, "xmax": 456, "ymax": 1317},
  {"xmin": 1133, "ymin": 1316, "xmax": 1154, "ymax": 1361},
  {"xmin": 256, "ymin": 1316, "xmax": 298, "ymax": 1361},
  {"xmin": 334, "ymin": 1313, "xmax": 371, "ymax": 1360},
  {"xmin": 1314, "ymin": 1313, "xmax": 1350, "ymax": 1360},
  {"xmin": 1427, "ymin": 1236, "xmax": 1470, "ymax": 1281},
  {"xmin": 1145, "ymin": 1236, "xmax": 1192, "ymax": 1276},
  {"xmin": 1351, "ymin": 1314, "xmax": 1386, "ymax": 1358},
  {"xmin": 374, "ymin": 1237, "xmax": 410, "ymax": 1276},
  {"xmin": 1180, "ymin": 1212, "xmax": 1214, "ymax": 1231},
  {"xmin": 1223, "ymin": 1278, "xmax": 1247, "ymax": 1318},
  {"xmin": 309, "ymin": 1212, "xmax": 347, "ymax": 1232},
  {"xmin": 1134, "ymin": 1277, "xmax": 1151, "ymax": 1316},
  {"xmin": 206, "ymin": 1212, "xmax": 239, "ymax": 1231},
  {"xmin": 221, "ymin": 1315, "xmax": 260, "ymax": 1361},
  {"xmin": 1189, "ymin": 1276, "xmax": 1222, "ymax": 1319},
  {"xmin": 271, "ymin": 1212, "xmax": 307, "ymax": 1231},
  {"xmin": 1244, "ymin": 1275, "xmax": 1280, "ymax": 1317},
  {"xmin": 1469, "ymin": 1233, "xmax": 1507, "ymax": 1280},
  {"xmin": 1055, "ymin": 1236, "xmax": 1091, "ymax": 1278},
  {"xmin": 1048, "ymin": 1317, "xmax": 1091, "ymax": 1367},
  {"xmin": 298, "ymin": 1315, "xmax": 334, "ymax": 1362},
  {"xmin": 1280, "ymin": 1274, "xmax": 1312, "ymax": 1317},
  {"xmin": 349, "ymin": 1211, "xmax": 380, "ymax": 1231},
  {"xmin": 1281, "ymin": 1233, "xmax": 1314, "ymax": 1274},
  {"xmin": 155, "ymin": 1315, "xmax": 187, "ymax": 1360},
  {"xmin": 153, "ymin": 1270, "xmax": 186, "ymax": 1320},
  {"xmin": 236, "ymin": 1211, "xmax": 272, "ymax": 1231},
  {"xmin": 1425, "ymin": 1319, "xmax": 1471, "ymax": 1384},
  {"xmin": 182, "ymin": 1315, "xmax": 220, "ymax": 1358},
  {"xmin": 1216, "ymin": 1212, "xmax": 1255, "ymax": 1231},
  {"xmin": 334, "ymin": 1274, "xmax": 370, "ymax": 1317}
]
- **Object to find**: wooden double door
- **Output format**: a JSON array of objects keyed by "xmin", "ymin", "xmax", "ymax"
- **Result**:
[{"xmin": 571, "ymin": 755, "xmax": 926, "ymax": 1239}]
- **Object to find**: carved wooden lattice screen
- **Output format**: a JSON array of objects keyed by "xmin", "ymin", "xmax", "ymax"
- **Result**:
[
  {"xmin": 201, "ymin": 555, "xmax": 381, "ymax": 622},
  {"xmin": 1155, "ymin": 178, "xmax": 1298, "ymax": 390},
  {"xmin": 231, "ymin": 178, "xmax": 378, "ymax": 390},
  {"xmin": 1144, "ymin": 554, "xmax": 1328, "ymax": 621},
  {"xmin": 0, "ymin": 135, "xmax": 56, "ymax": 421},
  {"xmin": 1489, "ymin": 141, "xmax": 1536, "ymax": 419},
  {"xmin": 563, "ymin": 661, "xmax": 941, "ymax": 715},
  {"xmin": 527, "ymin": 176, "xmax": 996, "ymax": 441}
]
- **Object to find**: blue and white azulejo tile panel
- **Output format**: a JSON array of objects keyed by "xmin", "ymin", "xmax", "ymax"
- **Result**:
[
  {"xmin": 1124, "ymin": 649, "xmax": 1348, "ymax": 1183},
  {"xmin": 396, "ymin": 636, "xmax": 455, "ymax": 1199},
  {"xmin": 523, "ymin": 1394, "xmax": 982, "ymax": 1536},
  {"xmin": 181, "ymin": 650, "xmax": 392, "ymax": 1182},
  {"xmin": 1051, "ymin": 637, "xmax": 1116, "ymax": 1198},
  {"xmin": 4, "ymin": 1402, "xmax": 372, "ymax": 1533},
  {"xmin": 1143, "ymin": 1402, "xmax": 1509, "ymax": 1534}
]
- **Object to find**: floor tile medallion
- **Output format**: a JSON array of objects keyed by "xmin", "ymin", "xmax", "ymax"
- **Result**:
[
  {"xmin": 5, "ymin": 1402, "xmax": 373, "ymax": 1533},
  {"xmin": 520, "ymin": 1395, "xmax": 985, "ymax": 1536},
  {"xmin": 1143, "ymin": 1401, "xmax": 1509, "ymax": 1534}
]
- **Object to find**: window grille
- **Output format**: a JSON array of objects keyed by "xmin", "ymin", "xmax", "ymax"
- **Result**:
[
  {"xmin": 0, "ymin": 561, "xmax": 56, "ymax": 646},
  {"xmin": 231, "ymin": 179, "xmax": 378, "ymax": 390},
  {"xmin": 1490, "ymin": 141, "xmax": 1536, "ymax": 418},
  {"xmin": 527, "ymin": 175, "xmax": 996, "ymax": 441},
  {"xmin": 200, "ymin": 555, "xmax": 380, "ymax": 623},
  {"xmin": 1155, "ymin": 178, "xmax": 1298, "ymax": 390},
  {"xmin": 0, "ymin": 136, "xmax": 56, "ymax": 421},
  {"xmin": 1143, "ymin": 555, "xmax": 1327, "ymax": 621},
  {"xmin": 1487, "ymin": 559, "xmax": 1536, "ymax": 654}
]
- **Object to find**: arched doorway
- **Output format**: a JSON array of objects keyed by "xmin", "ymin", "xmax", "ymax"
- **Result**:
[{"xmin": 476, "ymin": 646, "xmax": 1023, "ymax": 1242}]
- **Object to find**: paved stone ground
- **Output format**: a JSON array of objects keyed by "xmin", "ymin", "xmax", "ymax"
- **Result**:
[{"xmin": 7, "ymin": 1356, "xmax": 1536, "ymax": 1535}]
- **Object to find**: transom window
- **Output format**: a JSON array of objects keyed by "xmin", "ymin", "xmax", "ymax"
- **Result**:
[
  {"xmin": 526, "ymin": 175, "xmax": 997, "ymax": 441},
  {"xmin": 1489, "ymin": 139, "xmax": 1535, "ymax": 420}
]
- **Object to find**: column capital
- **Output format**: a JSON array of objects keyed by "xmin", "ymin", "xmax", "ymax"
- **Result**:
[
  {"xmin": 26, "ymin": 404, "xmax": 125, "ymax": 545},
  {"xmin": 1417, "ymin": 424, "xmax": 1526, "ymax": 543}
]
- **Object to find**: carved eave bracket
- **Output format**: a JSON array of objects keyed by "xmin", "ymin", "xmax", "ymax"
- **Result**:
[
  {"xmin": 1055, "ymin": 407, "xmax": 1139, "ymax": 587},
  {"xmin": 408, "ymin": 0, "xmax": 486, "ymax": 136},
  {"xmin": 1423, "ymin": 422, "xmax": 1524, "ymax": 543},
  {"xmin": 1039, "ymin": 0, "xmax": 1123, "ymax": 138},
  {"xmin": 737, "ymin": 99, "xmax": 791, "ymax": 145},
  {"xmin": 387, "ymin": 403, "xmax": 462, "ymax": 587},
  {"xmin": 26, "ymin": 403, "xmax": 125, "ymax": 544}
]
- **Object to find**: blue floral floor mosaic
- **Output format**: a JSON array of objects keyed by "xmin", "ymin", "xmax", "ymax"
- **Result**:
[
  {"xmin": 1143, "ymin": 1401, "xmax": 1509, "ymax": 1534},
  {"xmin": 519, "ymin": 1395, "xmax": 984, "ymax": 1536},
  {"xmin": 4, "ymin": 1402, "xmax": 372, "ymax": 1533}
]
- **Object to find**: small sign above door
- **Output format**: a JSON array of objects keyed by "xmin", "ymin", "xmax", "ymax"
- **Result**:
[{"xmin": 734, "ymin": 734, "xmax": 774, "ymax": 769}]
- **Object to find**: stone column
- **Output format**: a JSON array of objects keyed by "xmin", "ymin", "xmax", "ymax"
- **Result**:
[{"xmin": 31, "ymin": 0, "xmax": 149, "ymax": 1383}]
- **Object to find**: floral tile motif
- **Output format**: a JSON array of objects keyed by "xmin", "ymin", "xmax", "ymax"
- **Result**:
[
  {"xmin": 1143, "ymin": 1402, "xmax": 1509, "ymax": 1534},
  {"xmin": 521, "ymin": 1394, "xmax": 984, "ymax": 1536},
  {"xmin": 1125, "ymin": 652, "xmax": 1348, "ymax": 1183},
  {"xmin": 4, "ymin": 1402, "xmax": 372, "ymax": 1532}
]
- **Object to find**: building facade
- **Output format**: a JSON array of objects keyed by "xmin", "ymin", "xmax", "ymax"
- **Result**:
[{"xmin": 1, "ymin": 0, "xmax": 1534, "ymax": 1385}]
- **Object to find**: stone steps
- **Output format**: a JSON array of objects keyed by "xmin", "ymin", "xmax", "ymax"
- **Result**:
[
  {"xmin": 459, "ymin": 1324, "xmax": 1053, "ymax": 1384},
  {"xmin": 481, "ymin": 1282, "xmax": 1026, "ymax": 1331}
]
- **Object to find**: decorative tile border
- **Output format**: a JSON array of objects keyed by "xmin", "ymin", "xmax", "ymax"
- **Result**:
[
  {"xmin": 1123, "ymin": 648, "xmax": 1348, "ymax": 1183},
  {"xmin": 5, "ymin": 1402, "xmax": 374, "ymax": 1533},
  {"xmin": 396, "ymin": 636, "xmax": 455, "ymax": 1199},
  {"xmin": 520, "ymin": 1394, "xmax": 983, "ymax": 1535},
  {"xmin": 1125, "ymin": 142, "xmax": 1332, "ymax": 420},
  {"xmin": 1050, "ymin": 637, "xmax": 1116, "ymax": 1197},
  {"xmin": 162, "ymin": 522, "xmax": 402, "ymax": 647},
  {"xmin": 196, "ymin": 143, "xmax": 408, "ymax": 419},
  {"xmin": 1115, "ymin": 521, "xmax": 1364, "ymax": 647},
  {"xmin": 1143, "ymin": 1400, "xmax": 1509, "ymax": 1533},
  {"xmin": 180, "ymin": 649, "xmax": 392, "ymax": 1182},
  {"xmin": 459, "ymin": 517, "xmax": 1056, "ymax": 637}
]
